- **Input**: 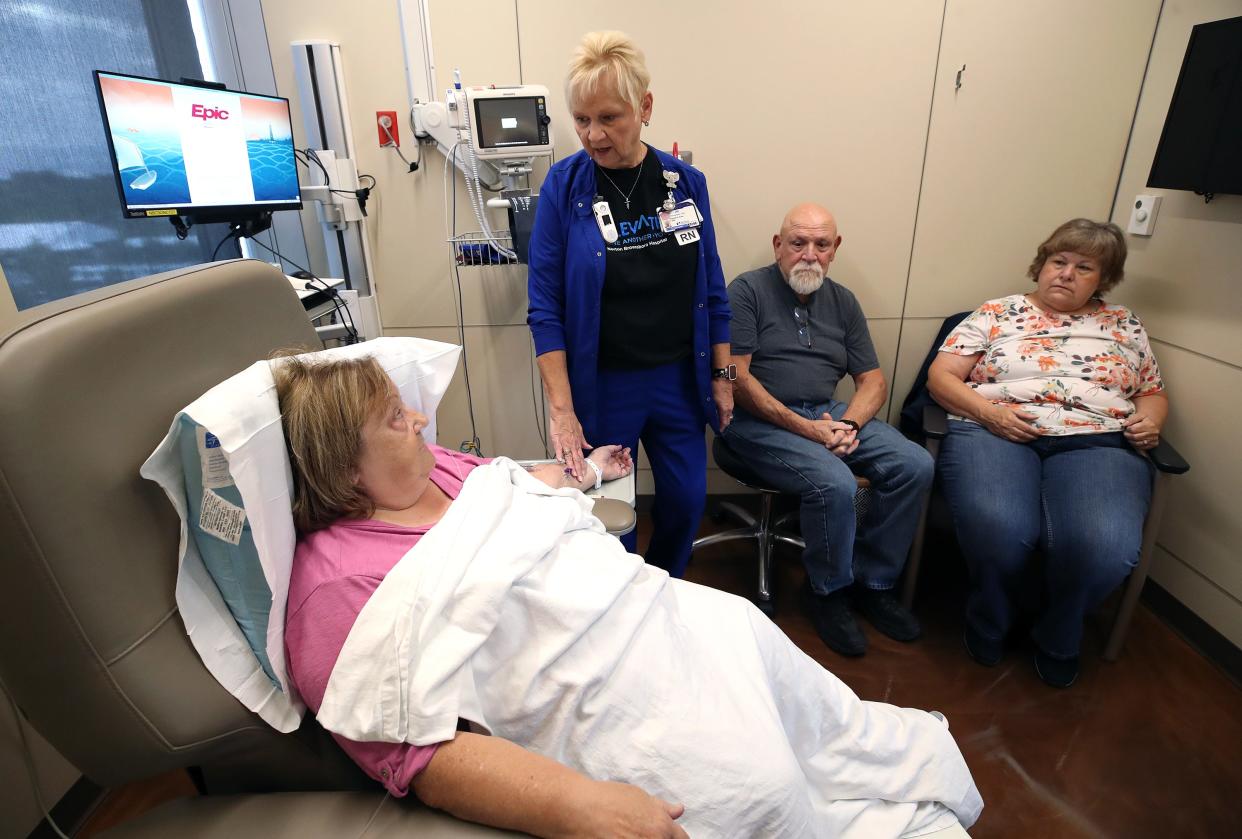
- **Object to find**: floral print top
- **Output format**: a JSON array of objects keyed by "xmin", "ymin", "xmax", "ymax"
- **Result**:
[{"xmin": 938, "ymin": 294, "xmax": 1164, "ymax": 436}]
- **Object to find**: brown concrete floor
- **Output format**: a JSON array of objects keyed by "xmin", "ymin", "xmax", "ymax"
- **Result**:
[
  {"xmin": 72, "ymin": 507, "xmax": 1242, "ymax": 838},
  {"xmin": 678, "ymin": 508, "xmax": 1242, "ymax": 839}
]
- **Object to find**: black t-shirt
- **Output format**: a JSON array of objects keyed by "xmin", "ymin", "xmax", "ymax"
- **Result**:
[{"xmin": 596, "ymin": 147, "xmax": 699, "ymax": 370}]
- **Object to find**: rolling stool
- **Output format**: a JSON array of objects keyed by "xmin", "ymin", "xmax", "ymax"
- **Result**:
[{"xmin": 692, "ymin": 436, "xmax": 870, "ymax": 616}]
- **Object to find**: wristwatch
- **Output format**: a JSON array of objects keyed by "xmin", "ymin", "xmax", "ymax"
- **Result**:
[
  {"xmin": 712, "ymin": 364, "xmax": 737, "ymax": 381},
  {"xmin": 840, "ymin": 419, "xmax": 860, "ymax": 431}
]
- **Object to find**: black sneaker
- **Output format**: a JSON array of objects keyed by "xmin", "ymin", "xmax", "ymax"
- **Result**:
[
  {"xmin": 808, "ymin": 589, "xmax": 867, "ymax": 657},
  {"xmin": 852, "ymin": 587, "xmax": 922, "ymax": 642},
  {"xmin": 963, "ymin": 625, "xmax": 1003, "ymax": 667},
  {"xmin": 1033, "ymin": 648, "xmax": 1079, "ymax": 689}
]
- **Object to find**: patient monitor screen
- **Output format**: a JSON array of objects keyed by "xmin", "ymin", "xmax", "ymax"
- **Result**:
[
  {"xmin": 94, "ymin": 70, "xmax": 302, "ymax": 218},
  {"xmin": 473, "ymin": 96, "xmax": 547, "ymax": 149}
]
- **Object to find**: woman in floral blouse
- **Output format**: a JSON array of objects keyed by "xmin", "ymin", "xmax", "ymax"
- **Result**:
[{"xmin": 927, "ymin": 218, "xmax": 1167, "ymax": 688}]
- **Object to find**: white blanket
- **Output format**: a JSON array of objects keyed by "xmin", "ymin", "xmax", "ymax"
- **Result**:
[{"xmin": 319, "ymin": 460, "xmax": 983, "ymax": 838}]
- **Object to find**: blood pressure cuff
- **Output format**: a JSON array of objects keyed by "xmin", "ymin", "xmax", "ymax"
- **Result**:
[{"xmin": 507, "ymin": 193, "xmax": 538, "ymax": 264}]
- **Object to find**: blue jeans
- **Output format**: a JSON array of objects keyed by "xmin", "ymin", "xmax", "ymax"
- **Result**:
[
  {"xmin": 592, "ymin": 360, "xmax": 707, "ymax": 578},
  {"xmin": 938, "ymin": 420, "xmax": 1154, "ymax": 658},
  {"xmin": 722, "ymin": 401, "xmax": 934, "ymax": 595}
]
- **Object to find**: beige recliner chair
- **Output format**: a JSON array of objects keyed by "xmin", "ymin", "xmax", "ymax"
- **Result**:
[{"xmin": 0, "ymin": 260, "xmax": 520, "ymax": 836}]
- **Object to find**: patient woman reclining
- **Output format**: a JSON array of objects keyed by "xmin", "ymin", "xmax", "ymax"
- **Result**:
[{"xmin": 275, "ymin": 354, "xmax": 983, "ymax": 839}]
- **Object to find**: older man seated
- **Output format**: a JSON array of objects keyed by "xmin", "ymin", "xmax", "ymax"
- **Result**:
[{"xmin": 722, "ymin": 203, "xmax": 932, "ymax": 657}]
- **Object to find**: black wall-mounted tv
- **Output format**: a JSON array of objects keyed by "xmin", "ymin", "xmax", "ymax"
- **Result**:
[
  {"xmin": 94, "ymin": 70, "xmax": 302, "ymax": 223},
  {"xmin": 1147, "ymin": 15, "xmax": 1242, "ymax": 201}
]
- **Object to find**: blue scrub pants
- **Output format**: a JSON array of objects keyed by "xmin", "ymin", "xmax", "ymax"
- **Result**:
[{"xmin": 591, "ymin": 359, "xmax": 706, "ymax": 577}]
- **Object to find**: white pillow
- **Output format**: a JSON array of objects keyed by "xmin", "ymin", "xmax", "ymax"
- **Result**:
[{"xmin": 141, "ymin": 337, "xmax": 461, "ymax": 732}]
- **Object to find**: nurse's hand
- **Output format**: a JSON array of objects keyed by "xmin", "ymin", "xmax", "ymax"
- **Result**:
[
  {"xmin": 712, "ymin": 378, "xmax": 734, "ymax": 431},
  {"xmin": 550, "ymin": 407, "xmax": 592, "ymax": 481}
]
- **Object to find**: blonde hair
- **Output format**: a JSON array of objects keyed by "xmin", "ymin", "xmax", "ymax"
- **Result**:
[
  {"xmin": 565, "ymin": 30, "xmax": 650, "ymax": 114},
  {"xmin": 1027, "ymin": 218, "xmax": 1128, "ymax": 294},
  {"xmin": 272, "ymin": 353, "xmax": 392, "ymax": 532}
]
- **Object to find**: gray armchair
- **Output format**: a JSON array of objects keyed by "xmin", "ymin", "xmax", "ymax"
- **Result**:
[{"xmin": 0, "ymin": 261, "xmax": 521, "ymax": 836}]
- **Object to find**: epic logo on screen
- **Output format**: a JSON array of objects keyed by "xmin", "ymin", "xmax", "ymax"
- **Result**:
[{"xmin": 191, "ymin": 104, "xmax": 230, "ymax": 121}]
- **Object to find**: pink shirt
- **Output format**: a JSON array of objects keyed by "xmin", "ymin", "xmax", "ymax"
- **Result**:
[{"xmin": 285, "ymin": 445, "xmax": 489, "ymax": 796}]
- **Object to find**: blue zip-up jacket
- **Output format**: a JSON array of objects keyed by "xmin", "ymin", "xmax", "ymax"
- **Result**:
[{"xmin": 527, "ymin": 146, "xmax": 731, "ymax": 438}]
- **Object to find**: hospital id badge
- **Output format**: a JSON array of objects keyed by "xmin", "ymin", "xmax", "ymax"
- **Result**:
[{"xmin": 658, "ymin": 199, "xmax": 702, "ymax": 234}]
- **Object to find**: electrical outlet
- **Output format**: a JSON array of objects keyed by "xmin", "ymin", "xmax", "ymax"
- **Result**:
[{"xmin": 376, "ymin": 110, "xmax": 399, "ymax": 147}]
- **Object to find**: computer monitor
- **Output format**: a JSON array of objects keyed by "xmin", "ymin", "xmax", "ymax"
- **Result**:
[{"xmin": 93, "ymin": 70, "xmax": 302, "ymax": 223}]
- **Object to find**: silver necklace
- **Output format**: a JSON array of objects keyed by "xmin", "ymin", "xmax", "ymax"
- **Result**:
[{"xmin": 597, "ymin": 154, "xmax": 645, "ymax": 209}]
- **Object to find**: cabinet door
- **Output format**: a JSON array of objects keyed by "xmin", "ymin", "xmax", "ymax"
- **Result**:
[
  {"xmin": 889, "ymin": 0, "xmax": 1161, "ymax": 417},
  {"xmin": 907, "ymin": 0, "xmax": 1160, "ymax": 316}
]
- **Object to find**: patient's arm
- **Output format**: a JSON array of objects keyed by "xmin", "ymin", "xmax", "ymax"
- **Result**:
[
  {"xmin": 526, "ymin": 445, "xmax": 634, "ymax": 491},
  {"xmin": 413, "ymin": 731, "xmax": 688, "ymax": 838}
]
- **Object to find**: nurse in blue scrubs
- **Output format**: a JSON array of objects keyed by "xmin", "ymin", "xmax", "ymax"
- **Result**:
[{"xmin": 527, "ymin": 30, "xmax": 733, "ymax": 576}]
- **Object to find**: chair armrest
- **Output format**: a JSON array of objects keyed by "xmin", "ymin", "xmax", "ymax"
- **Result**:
[
  {"xmin": 1148, "ymin": 438, "xmax": 1189, "ymax": 475},
  {"xmin": 591, "ymin": 497, "xmax": 637, "ymax": 537},
  {"xmin": 922, "ymin": 404, "xmax": 948, "ymax": 440}
]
